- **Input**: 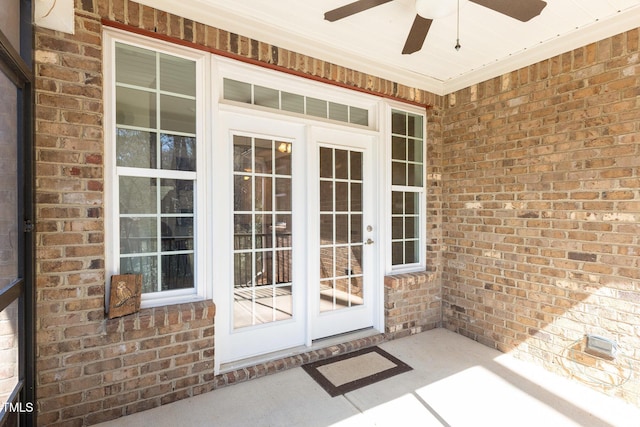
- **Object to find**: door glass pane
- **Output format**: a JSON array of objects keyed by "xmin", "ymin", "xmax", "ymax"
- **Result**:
[
  {"xmin": 233, "ymin": 135, "xmax": 293, "ymax": 329},
  {"xmin": 319, "ymin": 147, "xmax": 364, "ymax": 313}
]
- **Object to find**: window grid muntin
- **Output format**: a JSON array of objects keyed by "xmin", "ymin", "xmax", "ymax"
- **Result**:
[
  {"xmin": 319, "ymin": 147, "xmax": 364, "ymax": 312},
  {"xmin": 223, "ymin": 78, "xmax": 370, "ymax": 127},
  {"xmin": 233, "ymin": 136, "xmax": 293, "ymax": 327},
  {"xmin": 391, "ymin": 109, "xmax": 425, "ymax": 268},
  {"xmin": 115, "ymin": 42, "xmax": 197, "ymax": 295}
]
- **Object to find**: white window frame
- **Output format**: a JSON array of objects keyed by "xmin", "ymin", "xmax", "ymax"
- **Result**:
[
  {"xmin": 385, "ymin": 102, "xmax": 427, "ymax": 274},
  {"xmin": 104, "ymin": 28, "xmax": 428, "ymax": 312},
  {"xmin": 104, "ymin": 29, "xmax": 212, "ymax": 309}
]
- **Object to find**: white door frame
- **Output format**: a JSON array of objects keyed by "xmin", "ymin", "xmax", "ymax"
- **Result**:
[
  {"xmin": 307, "ymin": 126, "xmax": 380, "ymax": 340},
  {"xmin": 213, "ymin": 111, "xmax": 308, "ymax": 369},
  {"xmin": 213, "ymin": 109, "xmax": 385, "ymax": 372}
]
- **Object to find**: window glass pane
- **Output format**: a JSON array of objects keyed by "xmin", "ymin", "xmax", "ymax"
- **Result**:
[
  {"xmin": 121, "ymin": 256, "xmax": 158, "ymax": 294},
  {"xmin": 162, "ymin": 217, "xmax": 193, "ymax": 251},
  {"xmin": 160, "ymin": 94, "xmax": 195, "ymax": 134},
  {"xmin": 255, "ymin": 176, "xmax": 272, "ymax": 211},
  {"xmin": 233, "ymin": 136, "xmax": 253, "ymax": 172},
  {"xmin": 162, "ymin": 253, "xmax": 194, "ymax": 290},
  {"xmin": 306, "ymin": 97, "xmax": 327, "ymax": 118},
  {"xmin": 160, "ymin": 53, "xmax": 196, "ymax": 96},
  {"xmin": 320, "ymin": 214, "xmax": 333, "ymax": 244},
  {"xmin": 320, "ymin": 247, "xmax": 334, "ymax": 278},
  {"xmin": 275, "ymin": 178, "xmax": 292, "ymax": 211},
  {"xmin": 116, "ymin": 43, "xmax": 156, "ymax": 88},
  {"xmin": 350, "ymin": 151, "xmax": 362, "ymax": 180},
  {"xmin": 391, "ymin": 111, "xmax": 406, "ymax": 134},
  {"xmin": 392, "ymin": 217, "xmax": 403, "ymax": 240},
  {"xmin": 160, "ymin": 179, "xmax": 193, "ymax": 214},
  {"xmin": 329, "ymin": 102, "xmax": 348, "ymax": 122},
  {"xmin": 160, "ymin": 134, "xmax": 196, "ymax": 171},
  {"xmin": 407, "ymin": 138, "xmax": 422, "ymax": 162},
  {"xmin": 392, "ymin": 136, "xmax": 407, "ymax": 161},
  {"xmin": 335, "ymin": 182, "xmax": 348, "ymax": 211},
  {"xmin": 255, "ymin": 139, "xmax": 273, "ymax": 174},
  {"xmin": 407, "ymin": 114, "xmax": 423, "ymax": 138},
  {"xmin": 350, "ymin": 183, "xmax": 362, "ymax": 211},
  {"xmin": 320, "ymin": 147, "xmax": 333, "ymax": 178},
  {"xmin": 405, "ymin": 192, "xmax": 418, "ymax": 215},
  {"xmin": 282, "ymin": 92, "xmax": 304, "ymax": 113},
  {"xmin": 392, "ymin": 162, "xmax": 406, "ymax": 186},
  {"xmin": 120, "ymin": 217, "xmax": 157, "ymax": 254},
  {"xmin": 234, "ymin": 214, "xmax": 252, "ymax": 250},
  {"xmin": 334, "ymin": 149, "xmax": 348, "ymax": 180},
  {"xmin": 408, "ymin": 163, "xmax": 423, "ymax": 187},
  {"xmin": 335, "ymin": 215, "xmax": 348, "ymax": 243},
  {"xmin": 350, "ymin": 106, "xmax": 368, "ymax": 126},
  {"xmin": 234, "ymin": 175, "xmax": 252, "ymax": 211},
  {"xmin": 405, "ymin": 241, "xmax": 418, "ymax": 264},
  {"xmin": 117, "ymin": 129, "xmax": 156, "ymax": 168},
  {"xmin": 255, "ymin": 85, "xmax": 279, "ymax": 109},
  {"xmin": 392, "ymin": 242, "xmax": 403, "ymax": 265},
  {"xmin": 405, "ymin": 216, "xmax": 418, "ymax": 239},
  {"xmin": 275, "ymin": 142, "xmax": 292, "ymax": 175},
  {"xmin": 350, "ymin": 214, "xmax": 362, "ymax": 243},
  {"xmin": 116, "ymin": 87, "xmax": 156, "ymax": 129},
  {"xmin": 224, "ymin": 78, "xmax": 252, "ymax": 103},
  {"xmin": 392, "ymin": 191, "xmax": 404, "ymax": 214},
  {"xmin": 119, "ymin": 177, "xmax": 156, "ymax": 214}
]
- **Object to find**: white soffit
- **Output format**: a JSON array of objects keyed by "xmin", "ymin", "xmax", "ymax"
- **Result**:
[{"xmin": 133, "ymin": 0, "xmax": 640, "ymax": 96}]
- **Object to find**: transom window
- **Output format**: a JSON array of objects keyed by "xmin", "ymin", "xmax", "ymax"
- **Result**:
[{"xmin": 223, "ymin": 78, "xmax": 370, "ymax": 127}]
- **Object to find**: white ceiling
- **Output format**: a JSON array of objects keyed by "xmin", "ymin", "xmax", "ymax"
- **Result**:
[{"xmin": 138, "ymin": 0, "xmax": 640, "ymax": 95}]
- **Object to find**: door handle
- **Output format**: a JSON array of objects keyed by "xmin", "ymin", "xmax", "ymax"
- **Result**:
[{"xmin": 365, "ymin": 238, "xmax": 374, "ymax": 245}]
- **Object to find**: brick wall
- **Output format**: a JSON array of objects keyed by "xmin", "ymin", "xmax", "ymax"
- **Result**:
[
  {"xmin": 33, "ymin": 0, "xmax": 442, "ymax": 425},
  {"xmin": 442, "ymin": 29, "xmax": 640, "ymax": 405}
]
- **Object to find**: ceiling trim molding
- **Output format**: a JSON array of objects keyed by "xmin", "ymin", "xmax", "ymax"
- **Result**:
[{"xmin": 134, "ymin": 0, "xmax": 640, "ymax": 96}]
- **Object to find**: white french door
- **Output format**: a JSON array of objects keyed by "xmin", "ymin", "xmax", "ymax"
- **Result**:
[
  {"xmin": 214, "ymin": 113, "xmax": 307, "ymax": 365},
  {"xmin": 308, "ymin": 127, "xmax": 377, "ymax": 340},
  {"xmin": 214, "ymin": 113, "xmax": 378, "ymax": 368}
]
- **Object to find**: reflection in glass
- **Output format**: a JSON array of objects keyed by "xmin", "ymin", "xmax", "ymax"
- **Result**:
[
  {"xmin": 119, "ymin": 177, "xmax": 156, "ymax": 214},
  {"xmin": 160, "ymin": 53, "xmax": 196, "ymax": 96},
  {"xmin": 117, "ymin": 129, "xmax": 156, "ymax": 168},
  {"xmin": 160, "ymin": 94, "xmax": 196, "ymax": 134},
  {"xmin": 161, "ymin": 134, "xmax": 196, "ymax": 171},
  {"xmin": 121, "ymin": 255, "xmax": 158, "ymax": 294},
  {"xmin": 233, "ymin": 135, "xmax": 294, "ymax": 329},
  {"xmin": 116, "ymin": 43, "xmax": 156, "ymax": 88},
  {"xmin": 116, "ymin": 87, "xmax": 156, "ymax": 129},
  {"xmin": 318, "ymin": 147, "xmax": 365, "ymax": 313}
]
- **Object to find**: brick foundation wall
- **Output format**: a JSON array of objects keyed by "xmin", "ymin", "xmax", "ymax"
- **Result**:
[
  {"xmin": 442, "ymin": 29, "xmax": 640, "ymax": 405},
  {"xmin": 33, "ymin": 0, "xmax": 442, "ymax": 425}
]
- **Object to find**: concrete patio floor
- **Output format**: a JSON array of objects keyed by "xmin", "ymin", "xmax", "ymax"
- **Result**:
[{"xmin": 96, "ymin": 328, "xmax": 640, "ymax": 427}]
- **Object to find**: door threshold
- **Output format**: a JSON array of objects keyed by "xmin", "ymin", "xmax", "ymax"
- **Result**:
[{"xmin": 218, "ymin": 327, "xmax": 383, "ymax": 375}]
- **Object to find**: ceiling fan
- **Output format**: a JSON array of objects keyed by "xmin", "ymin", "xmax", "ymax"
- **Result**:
[{"xmin": 324, "ymin": 0, "xmax": 547, "ymax": 54}]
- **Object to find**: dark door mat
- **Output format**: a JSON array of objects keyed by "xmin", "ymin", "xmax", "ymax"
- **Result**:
[{"xmin": 302, "ymin": 346, "xmax": 412, "ymax": 397}]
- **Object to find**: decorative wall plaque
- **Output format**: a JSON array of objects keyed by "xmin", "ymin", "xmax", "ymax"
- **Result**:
[{"xmin": 108, "ymin": 274, "xmax": 142, "ymax": 319}]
